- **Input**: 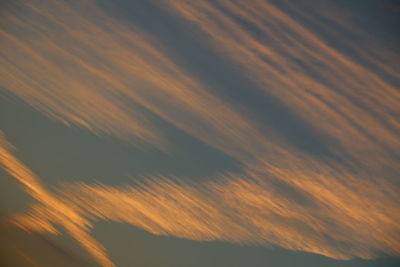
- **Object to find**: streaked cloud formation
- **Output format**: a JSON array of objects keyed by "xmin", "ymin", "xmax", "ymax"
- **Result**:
[
  {"xmin": 1, "ymin": 134, "xmax": 399, "ymax": 266},
  {"xmin": 1, "ymin": 0, "xmax": 399, "ymax": 266},
  {"xmin": 0, "ymin": 133, "xmax": 115, "ymax": 267},
  {"xmin": 165, "ymin": 0, "xmax": 400, "ymax": 166}
]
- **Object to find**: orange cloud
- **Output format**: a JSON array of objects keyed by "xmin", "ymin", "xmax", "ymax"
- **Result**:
[
  {"xmin": 164, "ymin": 0, "xmax": 400, "ymax": 167},
  {"xmin": 0, "ymin": 133, "xmax": 115, "ymax": 267},
  {"xmin": 58, "ymin": 162, "xmax": 399, "ymax": 260},
  {"xmin": 2, "ymin": 134, "xmax": 399, "ymax": 265},
  {"xmin": 1, "ymin": 0, "xmax": 399, "ymax": 266},
  {"xmin": 0, "ymin": 0, "xmax": 285, "ymax": 161}
]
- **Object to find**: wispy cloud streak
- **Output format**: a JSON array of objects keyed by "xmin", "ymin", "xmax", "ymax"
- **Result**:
[
  {"xmin": 0, "ymin": 0, "xmax": 281, "ymax": 160},
  {"xmin": 164, "ymin": 0, "xmax": 400, "ymax": 167},
  {"xmin": 2, "ymin": 134, "xmax": 399, "ymax": 265},
  {"xmin": 0, "ymin": 133, "xmax": 115, "ymax": 267},
  {"xmin": 1, "ymin": 0, "xmax": 399, "ymax": 266},
  {"xmin": 61, "ymin": 164, "xmax": 399, "ymax": 260}
]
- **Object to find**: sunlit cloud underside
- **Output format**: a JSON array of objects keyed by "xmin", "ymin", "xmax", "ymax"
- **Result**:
[{"xmin": 1, "ymin": 0, "xmax": 399, "ymax": 266}]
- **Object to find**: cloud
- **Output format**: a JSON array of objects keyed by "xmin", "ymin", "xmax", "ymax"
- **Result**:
[
  {"xmin": 0, "ymin": 0, "xmax": 279, "ymax": 161},
  {"xmin": 164, "ymin": 0, "xmax": 400, "ymax": 166},
  {"xmin": 1, "ymin": 0, "xmax": 399, "ymax": 266},
  {"xmin": 60, "ymin": 163, "xmax": 398, "ymax": 260},
  {"xmin": 2, "ymin": 133, "xmax": 399, "ymax": 266},
  {"xmin": 0, "ymin": 133, "xmax": 115, "ymax": 267}
]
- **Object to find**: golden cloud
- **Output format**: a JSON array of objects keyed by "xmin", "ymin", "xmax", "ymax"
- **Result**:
[{"xmin": 1, "ymin": 0, "xmax": 399, "ymax": 266}]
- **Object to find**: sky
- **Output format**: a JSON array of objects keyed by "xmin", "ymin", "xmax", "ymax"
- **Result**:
[{"xmin": 0, "ymin": 0, "xmax": 399, "ymax": 266}]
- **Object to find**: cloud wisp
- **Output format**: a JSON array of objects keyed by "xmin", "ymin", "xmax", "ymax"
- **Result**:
[
  {"xmin": 1, "ymin": 0, "xmax": 399, "ymax": 266},
  {"xmin": 2, "ymin": 133, "xmax": 399, "ymax": 266},
  {"xmin": 164, "ymin": 0, "xmax": 400, "ymax": 167},
  {"xmin": 0, "ymin": 133, "xmax": 115, "ymax": 267},
  {"xmin": 0, "ymin": 0, "xmax": 282, "ymax": 160}
]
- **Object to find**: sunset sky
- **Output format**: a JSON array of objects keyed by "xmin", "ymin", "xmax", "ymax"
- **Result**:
[{"xmin": 1, "ymin": 0, "xmax": 399, "ymax": 266}]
